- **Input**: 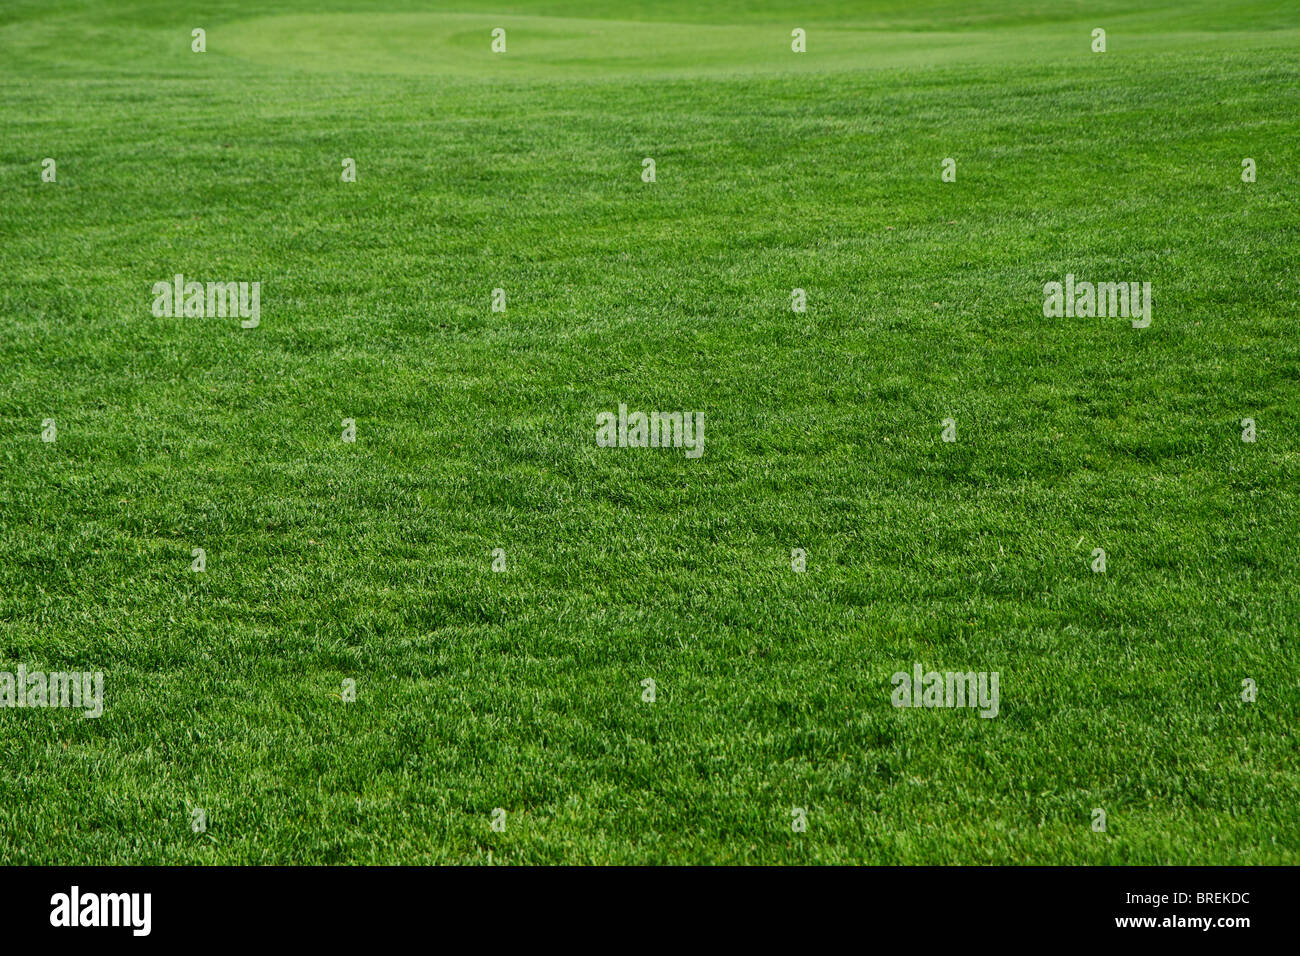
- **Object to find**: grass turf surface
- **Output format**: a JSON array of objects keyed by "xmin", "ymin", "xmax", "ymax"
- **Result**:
[{"xmin": 0, "ymin": 0, "xmax": 1297, "ymax": 864}]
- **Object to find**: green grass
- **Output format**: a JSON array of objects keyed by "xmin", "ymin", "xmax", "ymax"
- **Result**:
[{"xmin": 0, "ymin": 0, "xmax": 1297, "ymax": 864}]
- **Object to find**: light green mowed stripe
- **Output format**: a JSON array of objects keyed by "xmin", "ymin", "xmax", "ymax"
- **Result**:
[
  {"xmin": 218, "ymin": 13, "xmax": 1125, "ymax": 77},
  {"xmin": 212, "ymin": 11, "xmax": 1300, "ymax": 79}
]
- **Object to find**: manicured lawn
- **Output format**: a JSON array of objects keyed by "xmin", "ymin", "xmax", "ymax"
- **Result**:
[{"xmin": 0, "ymin": 0, "xmax": 1296, "ymax": 864}]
